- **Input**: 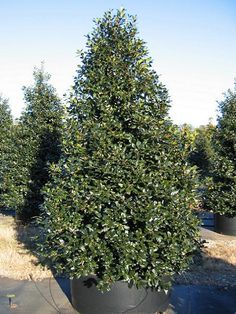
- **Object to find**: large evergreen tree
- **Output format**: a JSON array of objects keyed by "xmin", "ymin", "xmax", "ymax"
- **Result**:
[
  {"xmin": 39, "ymin": 9, "xmax": 199, "ymax": 290},
  {"xmin": 204, "ymin": 84, "xmax": 236, "ymax": 217},
  {"xmin": 3, "ymin": 66, "xmax": 63, "ymax": 221},
  {"xmin": 0, "ymin": 96, "xmax": 13, "ymax": 209}
]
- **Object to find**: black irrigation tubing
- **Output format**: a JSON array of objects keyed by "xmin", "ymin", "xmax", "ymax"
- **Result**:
[
  {"xmin": 29, "ymin": 274, "xmax": 62, "ymax": 314},
  {"xmin": 49, "ymin": 276, "xmax": 64, "ymax": 314}
]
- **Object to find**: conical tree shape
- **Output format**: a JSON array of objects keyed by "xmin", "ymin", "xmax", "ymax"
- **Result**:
[
  {"xmin": 40, "ymin": 9, "xmax": 199, "ymax": 291},
  {"xmin": 4, "ymin": 66, "xmax": 63, "ymax": 221},
  {"xmin": 0, "ymin": 96, "xmax": 12, "ymax": 127},
  {"xmin": 0, "ymin": 96, "xmax": 13, "ymax": 209},
  {"xmin": 189, "ymin": 122, "xmax": 215, "ymax": 179},
  {"xmin": 205, "ymin": 83, "xmax": 236, "ymax": 216}
]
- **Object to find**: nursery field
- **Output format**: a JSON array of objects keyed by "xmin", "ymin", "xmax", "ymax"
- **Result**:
[{"xmin": 0, "ymin": 213, "xmax": 235, "ymax": 286}]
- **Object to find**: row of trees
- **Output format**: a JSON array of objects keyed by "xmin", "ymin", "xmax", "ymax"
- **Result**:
[
  {"xmin": 204, "ymin": 88, "xmax": 236, "ymax": 217},
  {"xmin": 178, "ymin": 94, "xmax": 236, "ymax": 219},
  {"xmin": 0, "ymin": 69, "xmax": 235, "ymax": 222},
  {"xmin": 0, "ymin": 66, "xmax": 235, "ymax": 221},
  {"xmin": 0, "ymin": 66, "xmax": 63, "ymax": 221},
  {"xmin": 183, "ymin": 121, "xmax": 215, "ymax": 179}
]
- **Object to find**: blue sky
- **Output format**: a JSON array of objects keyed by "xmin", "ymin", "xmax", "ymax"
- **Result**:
[{"xmin": 1, "ymin": 0, "xmax": 236, "ymax": 126}]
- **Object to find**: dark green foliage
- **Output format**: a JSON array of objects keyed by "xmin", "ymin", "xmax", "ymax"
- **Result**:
[
  {"xmin": 3, "ymin": 66, "xmax": 63, "ymax": 221},
  {"xmin": 39, "ymin": 9, "xmax": 200, "ymax": 291},
  {"xmin": 0, "ymin": 96, "xmax": 12, "ymax": 126},
  {"xmin": 189, "ymin": 122, "xmax": 215, "ymax": 178},
  {"xmin": 0, "ymin": 96, "xmax": 13, "ymax": 209},
  {"xmin": 204, "ymin": 84, "xmax": 236, "ymax": 217}
]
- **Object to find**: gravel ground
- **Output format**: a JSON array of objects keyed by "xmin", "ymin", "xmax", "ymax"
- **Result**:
[{"xmin": 174, "ymin": 227, "xmax": 236, "ymax": 287}]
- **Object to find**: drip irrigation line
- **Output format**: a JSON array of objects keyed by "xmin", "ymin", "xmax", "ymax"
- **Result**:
[{"xmin": 29, "ymin": 274, "xmax": 62, "ymax": 314}]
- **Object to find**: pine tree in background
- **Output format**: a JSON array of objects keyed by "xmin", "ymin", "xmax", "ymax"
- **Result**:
[
  {"xmin": 3, "ymin": 66, "xmax": 63, "ymax": 221},
  {"xmin": 39, "ymin": 9, "xmax": 199, "ymax": 291},
  {"xmin": 0, "ymin": 96, "xmax": 13, "ymax": 210},
  {"xmin": 204, "ymin": 84, "xmax": 236, "ymax": 217}
]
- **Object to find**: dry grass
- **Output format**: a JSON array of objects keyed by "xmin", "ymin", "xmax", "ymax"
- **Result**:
[
  {"xmin": 201, "ymin": 240, "xmax": 236, "ymax": 271},
  {"xmin": 0, "ymin": 215, "xmax": 52, "ymax": 280},
  {"xmin": 175, "ymin": 237, "xmax": 236, "ymax": 286}
]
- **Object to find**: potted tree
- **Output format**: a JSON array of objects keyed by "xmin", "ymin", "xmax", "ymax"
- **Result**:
[
  {"xmin": 39, "ymin": 9, "xmax": 200, "ymax": 314},
  {"xmin": 204, "ymin": 83, "xmax": 236, "ymax": 236}
]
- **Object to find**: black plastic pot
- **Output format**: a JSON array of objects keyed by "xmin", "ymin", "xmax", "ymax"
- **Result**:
[
  {"xmin": 214, "ymin": 213, "xmax": 236, "ymax": 236},
  {"xmin": 71, "ymin": 275, "xmax": 170, "ymax": 314}
]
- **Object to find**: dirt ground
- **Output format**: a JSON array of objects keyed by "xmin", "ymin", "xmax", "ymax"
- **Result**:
[{"xmin": 0, "ymin": 214, "xmax": 235, "ymax": 285}]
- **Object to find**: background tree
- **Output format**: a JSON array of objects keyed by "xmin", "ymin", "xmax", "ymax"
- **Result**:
[
  {"xmin": 204, "ymin": 83, "xmax": 236, "ymax": 216},
  {"xmin": 178, "ymin": 123, "xmax": 197, "ymax": 160},
  {"xmin": 39, "ymin": 9, "xmax": 199, "ymax": 291},
  {"xmin": 3, "ymin": 66, "xmax": 63, "ymax": 221},
  {"xmin": 189, "ymin": 121, "xmax": 215, "ymax": 179},
  {"xmin": 0, "ymin": 96, "xmax": 13, "ymax": 210}
]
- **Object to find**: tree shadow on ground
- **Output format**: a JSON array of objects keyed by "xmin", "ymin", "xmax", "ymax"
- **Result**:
[
  {"xmin": 0, "ymin": 209, "xmax": 16, "ymax": 217},
  {"xmin": 14, "ymin": 217, "xmax": 73, "ymax": 299},
  {"xmin": 168, "ymin": 284, "xmax": 236, "ymax": 314},
  {"xmin": 168, "ymin": 232, "xmax": 236, "ymax": 313}
]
